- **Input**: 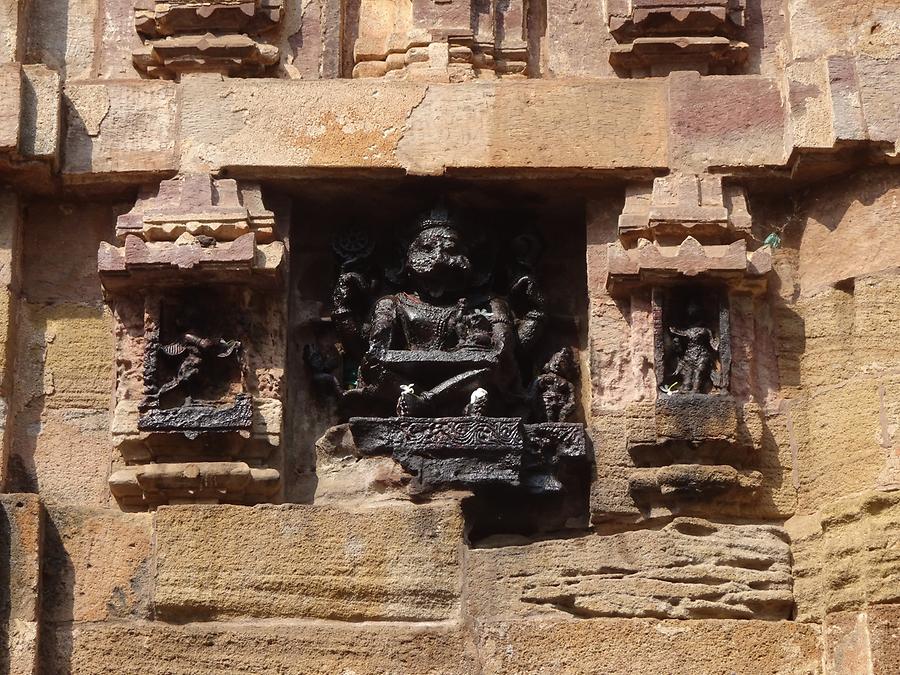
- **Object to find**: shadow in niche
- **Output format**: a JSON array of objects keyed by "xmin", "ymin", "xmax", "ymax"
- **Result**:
[
  {"xmin": 283, "ymin": 177, "xmax": 596, "ymax": 534},
  {"xmin": 36, "ymin": 513, "xmax": 75, "ymax": 675}
]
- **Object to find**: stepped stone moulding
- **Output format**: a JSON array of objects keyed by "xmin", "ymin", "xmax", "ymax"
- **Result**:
[
  {"xmin": 353, "ymin": 0, "xmax": 529, "ymax": 80},
  {"xmin": 606, "ymin": 0, "xmax": 748, "ymax": 76},
  {"xmin": 100, "ymin": 174, "xmax": 286, "ymax": 508},
  {"xmin": 133, "ymin": 0, "xmax": 283, "ymax": 78},
  {"xmin": 310, "ymin": 205, "xmax": 589, "ymax": 496}
]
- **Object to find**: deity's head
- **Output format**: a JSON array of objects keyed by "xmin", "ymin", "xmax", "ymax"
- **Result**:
[{"xmin": 405, "ymin": 208, "xmax": 472, "ymax": 297}]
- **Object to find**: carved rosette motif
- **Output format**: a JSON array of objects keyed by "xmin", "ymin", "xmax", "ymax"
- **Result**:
[{"xmin": 99, "ymin": 174, "xmax": 286, "ymax": 508}]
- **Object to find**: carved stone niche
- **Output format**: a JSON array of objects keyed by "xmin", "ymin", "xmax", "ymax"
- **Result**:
[
  {"xmin": 606, "ymin": 0, "xmax": 748, "ymax": 77},
  {"xmin": 310, "ymin": 206, "xmax": 589, "ymax": 499},
  {"xmin": 100, "ymin": 174, "xmax": 286, "ymax": 509},
  {"xmin": 353, "ymin": 0, "xmax": 528, "ymax": 81},
  {"xmin": 605, "ymin": 177, "xmax": 778, "ymax": 515},
  {"xmin": 133, "ymin": 0, "xmax": 283, "ymax": 79}
]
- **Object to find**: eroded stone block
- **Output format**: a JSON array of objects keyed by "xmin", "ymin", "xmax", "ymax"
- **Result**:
[{"xmin": 153, "ymin": 501, "xmax": 464, "ymax": 621}]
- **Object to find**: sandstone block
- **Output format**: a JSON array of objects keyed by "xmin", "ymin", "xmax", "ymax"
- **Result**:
[
  {"xmin": 475, "ymin": 617, "xmax": 821, "ymax": 675},
  {"xmin": 43, "ymin": 620, "xmax": 477, "ymax": 675},
  {"xmin": 41, "ymin": 505, "xmax": 153, "ymax": 622},
  {"xmin": 63, "ymin": 81, "xmax": 177, "ymax": 179},
  {"xmin": 466, "ymin": 518, "xmax": 793, "ymax": 621},
  {"xmin": 1, "ymin": 494, "xmax": 43, "ymax": 675},
  {"xmin": 154, "ymin": 501, "xmax": 464, "ymax": 621},
  {"xmin": 790, "ymin": 490, "xmax": 900, "ymax": 621},
  {"xmin": 668, "ymin": 72, "xmax": 785, "ymax": 171}
]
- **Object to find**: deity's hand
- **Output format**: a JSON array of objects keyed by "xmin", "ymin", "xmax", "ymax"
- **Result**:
[
  {"xmin": 509, "ymin": 275, "xmax": 542, "ymax": 309},
  {"xmin": 365, "ymin": 341, "xmax": 388, "ymax": 363}
]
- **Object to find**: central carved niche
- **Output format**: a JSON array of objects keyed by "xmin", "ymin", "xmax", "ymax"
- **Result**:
[{"xmin": 311, "ymin": 205, "xmax": 589, "ymax": 495}]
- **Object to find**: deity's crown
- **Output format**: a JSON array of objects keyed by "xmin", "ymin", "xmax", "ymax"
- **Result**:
[{"xmin": 413, "ymin": 203, "xmax": 454, "ymax": 233}]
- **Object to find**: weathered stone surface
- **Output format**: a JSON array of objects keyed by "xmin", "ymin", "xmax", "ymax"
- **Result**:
[
  {"xmin": 467, "ymin": 518, "xmax": 793, "ymax": 621},
  {"xmin": 63, "ymin": 81, "xmax": 178, "ymax": 179},
  {"xmin": 154, "ymin": 501, "xmax": 464, "ymax": 621},
  {"xmin": 474, "ymin": 617, "xmax": 821, "ymax": 674},
  {"xmin": 789, "ymin": 490, "xmax": 900, "ymax": 621},
  {"xmin": 43, "ymin": 620, "xmax": 477, "ymax": 675},
  {"xmin": 0, "ymin": 494, "xmax": 42, "ymax": 675},
  {"xmin": 41, "ymin": 505, "xmax": 153, "ymax": 623},
  {"xmin": 179, "ymin": 78, "xmax": 669, "ymax": 175}
]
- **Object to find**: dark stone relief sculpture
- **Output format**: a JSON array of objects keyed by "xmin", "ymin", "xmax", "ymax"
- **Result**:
[
  {"xmin": 315, "ymin": 205, "xmax": 588, "ymax": 494},
  {"xmin": 654, "ymin": 285, "xmax": 730, "ymax": 396},
  {"xmin": 138, "ymin": 294, "xmax": 252, "ymax": 438}
]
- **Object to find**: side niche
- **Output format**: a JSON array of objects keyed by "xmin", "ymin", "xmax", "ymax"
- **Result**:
[
  {"xmin": 308, "ymin": 204, "xmax": 589, "ymax": 502},
  {"xmin": 100, "ymin": 174, "xmax": 286, "ymax": 509},
  {"xmin": 133, "ymin": 0, "xmax": 283, "ymax": 78},
  {"xmin": 603, "ymin": 173, "xmax": 778, "ymax": 518}
]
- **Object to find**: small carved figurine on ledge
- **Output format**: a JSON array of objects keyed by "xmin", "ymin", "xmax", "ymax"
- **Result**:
[{"xmin": 667, "ymin": 299, "xmax": 720, "ymax": 394}]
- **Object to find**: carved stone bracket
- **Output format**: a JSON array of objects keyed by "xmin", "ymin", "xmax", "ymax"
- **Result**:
[
  {"xmin": 133, "ymin": 0, "xmax": 283, "ymax": 78},
  {"xmin": 606, "ymin": 0, "xmax": 748, "ymax": 76},
  {"xmin": 350, "ymin": 417, "xmax": 589, "ymax": 493}
]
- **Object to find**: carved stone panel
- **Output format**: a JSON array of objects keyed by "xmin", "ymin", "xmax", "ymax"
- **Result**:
[
  {"xmin": 100, "ymin": 174, "xmax": 286, "ymax": 509},
  {"xmin": 311, "ymin": 204, "xmax": 588, "ymax": 499}
]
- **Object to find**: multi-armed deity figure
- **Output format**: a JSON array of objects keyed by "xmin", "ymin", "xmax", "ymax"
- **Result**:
[
  {"xmin": 668, "ymin": 299, "xmax": 720, "ymax": 394},
  {"xmin": 330, "ymin": 206, "xmax": 575, "ymax": 421}
]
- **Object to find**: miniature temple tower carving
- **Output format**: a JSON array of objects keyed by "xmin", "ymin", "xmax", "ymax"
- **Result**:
[
  {"xmin": 99, "ymin": 174, "xmax": 286, "ymax": 508},
  {"xmin": 353, "ymin": 0, "xmax": 529, "ymax": 80},
  {"xmin": 133, "ymin": 0, "xmax": 283, "ymax": 78},
  {"xmin": 602, "ymin": 172, "xmax": 777, "ymax": 515},
  {"xmin": 606, "ymin": 0, "xmax": 748, "ymax": 76}
]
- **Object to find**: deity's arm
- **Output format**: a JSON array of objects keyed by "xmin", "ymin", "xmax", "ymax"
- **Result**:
[
  {"xmin": 367, "ymin": 295, "xmax": 398, "ymax": 358},
  {"xmin": 508, "ymin": 275, "xmax": 546, "ymax": 353},
  {"xmin": 489, "ymin": 297, "xmax": 515, "ymax": 354},
  {"xmin": 669, "ymin": 326, "xmax": 688, "ymax": 337},
  {"xmin": 332, "ymin": 271, "xmax": 370, "ymax": 360}
]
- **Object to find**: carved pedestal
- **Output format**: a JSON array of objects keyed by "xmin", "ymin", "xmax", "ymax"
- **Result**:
[{"xmin": 100, "ymin": 174, "xmax": 286, "ymax": 508}]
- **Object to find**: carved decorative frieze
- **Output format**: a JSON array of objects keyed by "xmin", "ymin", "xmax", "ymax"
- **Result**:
[
  {"xmin": 133, "ymin": 0, "xmax": 283, "ymax": 78},
  {"xmin": 100, "ymin": 174, "xmax": 286, "ymax": 508},
  {"xmin": 353, "ymin": 0, "xmax": 528, "ymax": 80},
  {"xmin": 606, "ymin": 0, "xmax": 748, "ymax": 76},
  {"xmin": 312, "ymin": 205, "xmax": 588, "ymax": 497}
]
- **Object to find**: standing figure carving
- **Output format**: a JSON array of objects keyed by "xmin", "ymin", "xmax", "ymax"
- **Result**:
[{"xmin": 668, "ymin": 300, "xmax": 719, "ymax": 393}]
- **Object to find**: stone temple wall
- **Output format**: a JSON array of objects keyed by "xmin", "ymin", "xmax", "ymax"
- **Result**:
[{"xmin": 0, "ymin": 0, "xmax": 898, "ymax": 673}]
